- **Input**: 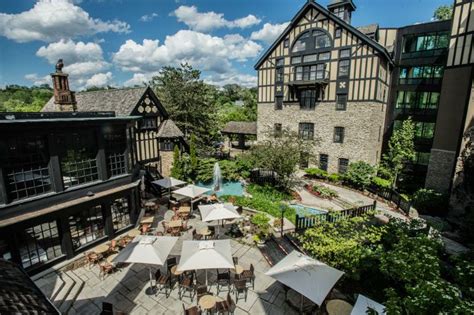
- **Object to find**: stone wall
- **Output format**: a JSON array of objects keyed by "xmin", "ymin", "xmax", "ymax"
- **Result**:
[
  {"xmin": 257, "ymin": 100, "xmax": 386, "ymax": 173},
  {"xmin": 160, "ymin": 151, "xmax": 174, "ymax": 177},
  {"xmin": 425, "ymin": 148, "xmax": 457, "ymax": 193}
]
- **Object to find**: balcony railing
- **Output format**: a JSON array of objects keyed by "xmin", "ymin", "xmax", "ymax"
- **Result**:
[
  {"xmin": 398, "ymin": 77, "xmax": 442, "ymax": 85},
  {"xmin": 394, "ymin": 107, "xmax": 438, "ymax": 117},
  {"xmin": 401, "ymin": 48, "xmax": 447, "ymax": 60},
  {"xmin": 286, "ymin": 70, "xmax": 330, "ymax": 86}
]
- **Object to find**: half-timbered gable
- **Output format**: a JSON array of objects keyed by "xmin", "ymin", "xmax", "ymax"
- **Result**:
[{"xmin": 255, "ymin": 0, "xmax": 393, "ymax": 173}]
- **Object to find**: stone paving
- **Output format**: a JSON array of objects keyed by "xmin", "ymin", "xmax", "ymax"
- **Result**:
[{"xmin": 34, "ymin": 208, "xmax": 300, "ymax": 315}]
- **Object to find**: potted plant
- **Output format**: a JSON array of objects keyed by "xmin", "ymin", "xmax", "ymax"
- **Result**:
[{"xmin": 251, "ymin": 213, "xmax": 271, "ymax": 246}]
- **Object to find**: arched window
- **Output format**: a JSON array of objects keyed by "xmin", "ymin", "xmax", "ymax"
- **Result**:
[{"xmin": 291, "ymin": 29, "xmax": 332, "ymax": 54}]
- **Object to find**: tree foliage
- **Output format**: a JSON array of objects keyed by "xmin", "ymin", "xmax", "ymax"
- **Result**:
[
  {"xmin": 383, "ymin": 118, "xmax": 416, "ymax": 188},
  {"xmin": 344, "ymin": 161, "xmax": 376, "ymax": 189},
  {"xmin": 151, "ymin": 64, "xmax": 218, "ymax": 149},
  {"xmin": 433, "ymin": 5, "xmax": 453, "ymax": 21},
  {"xmin": 0, "ymin": 85, "xmax": 53, "ymax": 112}
]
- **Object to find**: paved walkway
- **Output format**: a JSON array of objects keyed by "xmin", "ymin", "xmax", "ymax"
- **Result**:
[{"xmin": 34, "ymin": 208, "xmax": 300, "ymax": 315}]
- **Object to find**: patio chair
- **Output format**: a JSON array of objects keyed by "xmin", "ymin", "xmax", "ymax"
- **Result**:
[
  {"xmin": 167, "ymin": 257, "xmax": 177, "ymax": 272},
  {"xmin": 196, "ymin": 285, "xmax": 211, "ymax": 302},
  {"xmin": 101, "ymin": 302, "xmax": 114, "ymax": 315},
  {"xmin": 85, "ymin": 252, "xmax": 101, "ymax": 269},
  {"xmin": 216, "ymin": 270, "xmax": 231, "ymax": 295},
  {"xmin": 208, "ymin": 226, "xmax": 216, "ymax": 239},
  {"xmin": 179, "ymin": 273, "xmax": 196, "ymax": 301},
  {"xmin": 162, "ymin": 221, "xmax": 172, "ymax": 235},
  {"xmin": 241, "ymin": 264, "xmax": 255, "ymax": 290},
  {"xmin": 192, "ymin": 229, "xmax": 202, "ymax": 240},
  {"xmin": 155, "ymin": 269, "xmax": 171, "ymax": 297},
  {"xmin": 182, "ymin": 303, "xmax": 202, "ymax": 315},
  {"xmin": 99, "ymin": 263, "xmax": 114, "ymax": 279},
  {"xmin": 234, "ymin": 279, "xmax": 248, "ymax": 303},
  {"xmin": 216, "ymin": 292, "xmax": 236, "ymax": 315},
  {"xmin": 232, "ymin": 257, "xmax": 238, "ymax": 266}
]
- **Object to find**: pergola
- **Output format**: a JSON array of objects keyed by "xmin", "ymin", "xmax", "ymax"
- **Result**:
[{"xmin": 221, "ymin": 121, "xmax": 257, "ymax": 150}]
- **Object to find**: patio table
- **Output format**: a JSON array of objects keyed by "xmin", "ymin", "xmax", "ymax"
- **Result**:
[
  {"xmin": 140, "ymin": 216, "xmax": 154, "ymax": 225},
  {"xmin": 107, "ymin": 253, "xmax": 118, "ymax": 264},
  {"xmin": 168, "ymin": 220, "xmax": 182, "ymax": 228},
  {"xmin": 232, "ymin": 264, "xmax": 244, "ymax": 275},
  {"xmin": 178, "ymin": 206, "xmax": 191, "ymax": 212},
  {"xmin": 170, "ymin": 265, "xmax": 183, "ymax": 276},
  {"xmin": 198, "ymin": 227, "xmax": 211, "ymax": 237},
  {"xmin": 199, "ymin": 295, "xmax": 216, "ymax": 312},
  {"xmin": 95, "ymin": 244, "xmax": 110, "ymax": 255},
  {"xmin": 326, "ymin": 299, "xmax": 353, "ymax": 315},
  {"xmin": 127, "ymin": 229, "xmax": 141, "ymax": 238}
]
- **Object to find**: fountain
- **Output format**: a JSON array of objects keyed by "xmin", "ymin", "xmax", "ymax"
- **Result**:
[{"xmin": 213, "ymin": 162, "xmax": 222, "ymax": 192}]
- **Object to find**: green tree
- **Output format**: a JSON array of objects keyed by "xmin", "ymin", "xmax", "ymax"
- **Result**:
[
  {"xmin": 151, "ymin": 63, "xmax": 218, "ymax": 149},
  {"xmin": 433, "ymin": 4, "xmax": 453, "ymax": 21},
  {"xmin": 189, "ymin": 134, "xmax": 198, "ymax": 176},
  {"xmin": 0, "ymin": 85, "xmax": 53, "ymax": 112},
  {"xmin": 344, "ymin": 161, "xmax": 376, "ymax": 189},
  {"xmin": 170, "ymin": 145, "xmax": 183, "ymax": 179},
  {"xmin": 383, "ymin": 118, "xmax": 416, "ymax": 188}
]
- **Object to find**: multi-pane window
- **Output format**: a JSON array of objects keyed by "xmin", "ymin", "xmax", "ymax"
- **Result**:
[
  {"xmin": 299, "ymin": 123, "xmax": 314, "ymax": 140},
  {"xmin": 104, "ymin": 128, "xmax": 127, "ymax": 178},
  {"xmin": 293, "ymin": 53, "xmax": 330, "ymax": 64},
  {"xmin": 303, "ymin": 54, "xmax": 318, "ymax": 63},
  {"xmin": 403, "ymin": 32, "xmax": 450, "ymax": 53},
  {"xmin": 292, "ymin": 32, "xmax": 309, "ymax": 53},
  {"xmin": 416, "ymin": 152, "xmax": 431, "ymax": 165},
  {"xmin": 333, "ymin": 7, "xmax": 345, "ymax": 19},
  {"xmin": 415, "ymin": 122, "xmax": 436, "ymax": 139},
  {"xmin": 18, "ymin": 220, "xmax": 63, "ymax": 269},
  {"xmin": 319, "ymin": 154, "xmax": 328, "ymax": 171},
  {"xmin": 338, "ymin": 158, "xmax": 349, "ymax": 174},
  {"xmin": 2, "ymin": 135, "xmax": 51, "ymax": 202},
  {"xmin": 336, "ymin": 94, "xmax": 347, "ymax": 111},
  {"xmin": 274, "ymin": 123, "xmax": 282, "ymax": 137},
  {"xmin": 314, "ymin": 31, "xmax": 331, "ymax": 49},
  {"xmin": 318, "ymin": 52, "xmax": 331, "ymax": 61},
  {"xmin": 69, "ymin": 205, "xmax": 105, "ymax": 249},
  {"xmin": 160, "ymin": 140, "xmax": 174, "ymax": 151},
  {"xmin": 139, "ymin": 117, "xmax": 157, "ymax": 130},
  {"xmin": 399, "ymin": 66, "xmax": 444, "ymax": 83},
  {"xmin": 275, "ymin": 58, "xmax": 284, "ymax": 67},
  {"xmin": 276, "ymin": 66, "xmax": 284, "ymax": 82},
  {"xmin": 335, "ymin": 28, "xmax": 342, "ymax": 38},
  {"xmin": 396, "ymin": 91, "xmax": 440, "ymax": 110},
  {"xmin": 299, "ymin": 89, "xmax": 318, "ymax": 110},
  {"xmin": 300, "ymin": 152, "xmax": 309, "ymax": 169},
  {"xmin": 58, "ymin": 131, "xmax": 98, "ymax": 189},
  {"xmin": 292, "ymin": 29, "xmax": 332, "ymax": 54},
  {"xmin": 294, "ymin": 64, "xmax": 326, "ymax": 81},
  {"xmin": 284, "ymin": 38, "xmax": 290, "ymax": 48},
  {"xmin": 334, "ymin": 127, "xmax": 345, "ymax": 143},
  {"xmin": 338, "ymin": 60, "xmax": 350, "ymax": 77},
  {"xmin": 275, "ymin": 97, "xmax": 283, "ymax": 110},
  {"xmin": 111, "ymin": 197, "xmax": 131, "ymax": 231},
  {"xmin": 340, "ymin": 49, "xmax": 351, "ymax": 59},
  {"xmin": 292, "ymin": 56, "xmax": 302, "ymax": 64}
]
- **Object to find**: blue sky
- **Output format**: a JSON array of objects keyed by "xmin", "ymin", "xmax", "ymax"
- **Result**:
[{"xmin": 0, "ymin": 0, "xmax": 451, "ymax": 89}]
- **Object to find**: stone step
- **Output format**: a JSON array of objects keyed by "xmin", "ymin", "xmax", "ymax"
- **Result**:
[
  {"xmin": 59, "ymin": 270, "xmax": 85, "ymax": 314},
  {"xmin": 52, "ymin": 270, "xmax": 75, "ymax": 310},
  {"xmin": 49, "ymin": 272, "xmax": 66, "ymax": 302}
]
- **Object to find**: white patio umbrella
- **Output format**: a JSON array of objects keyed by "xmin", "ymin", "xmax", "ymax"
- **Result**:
[
  {"xmin": 198, "ymin": 203, "xmax": 241, "ymax": 237},
  {"xmin": 265, "ymin": 250, "xmax": 344, "ymax": 310},
  {"xmin": 172, "ymin": 184, "xmax": 210, "ymax": 210},
  {"xmin": 177, "ymin": 240, "xmax": 234, "ymax": 285},
  {"xmin": 152, "ymin": 177, "xmax": 186, "ymax": 196},
  {"xmin": 112, "ymin": 235, "xmax": 178, "ymax": 292},
  {"xmin": 351, "ymin": 294, "xmax": 386, "ymax": 315}
]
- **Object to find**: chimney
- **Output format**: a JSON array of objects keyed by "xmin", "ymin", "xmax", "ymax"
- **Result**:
[
  {"xmin": 327, "ymin": 0, "xmax": 356, "ymax": 24},
  {"xmin": 51, "ymin": 59, "xmax": 77, "ymax": 112}
]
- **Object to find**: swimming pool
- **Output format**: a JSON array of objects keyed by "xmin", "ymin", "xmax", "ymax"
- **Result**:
[
  {"xmin": 196, "ymin": 181, "xmax": 245, "ymax": 197},
  {"xmin": 289, "ymin": 204, "xmax": 328, "ymax": 216}
]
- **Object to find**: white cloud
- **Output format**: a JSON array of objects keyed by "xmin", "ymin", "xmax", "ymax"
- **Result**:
[
  {"xmin": 204, "ymin": 72, "xmax": 257, "ymax": 88},
  {"xmin": 250, "ymin": 22, "xmax": 289, "ymax": 44},
  {"xmin": 0, "ymin": 0, "xmax": 130, "ymax": 43},
  {"xmin": 124, "ymin": 72, "xmax": 158, "ymax": 87},
  {"xmin": 85, "ymin": 72, "xmax": 113, "ymax": 88},
  {"xmin": 140, "ymin": 12, "xmax": 159, "ymax": 22},
  {"xmin": 113, "ymin": 30, "xmax": 262, "ymax": 74},
  {"xmin": 173, "ymin": 5, "xmax": 260, "ymax": 32},
  {"xmin": 25, "ymin": 73, "xmax": 51, "ymax": 86}
]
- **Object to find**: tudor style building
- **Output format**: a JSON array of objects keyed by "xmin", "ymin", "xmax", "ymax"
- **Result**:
[
  {"xmin": 256, "ymin": 0, "xmax": 474, "ymax": 194},
  {"xmin": 255, "ymin": 0, "xmax": 391, "ymax": 173},
  {"xmin": 42, "ymin": 63, "xmax": 186, "ymax": 178}
]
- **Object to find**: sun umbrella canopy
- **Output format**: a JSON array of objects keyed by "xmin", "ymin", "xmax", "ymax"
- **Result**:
[
  {"xmin": 112, "ymin": 236, "xmax": 178, "ymax": 265},
  {"xmin": 198, "ymin": 203, "xmax": 241, "ymax": 222},
  {"xmin": 351, "ymin": 295, "xmax": 386, "ymax": 315},
  {"xmin": 152, "ymin": 177, "xmax": 186, "ymax": 189},
  {"xmin": 173, "ymin": 184, "xmax": 211, "ymax": 199},
  {"xmin": 265, "ymin": 250, "xmax": 344, "ymax": 307},
  {"xmin": 177, "ymin": 240, "xmax": 234, "ymax": 272}
]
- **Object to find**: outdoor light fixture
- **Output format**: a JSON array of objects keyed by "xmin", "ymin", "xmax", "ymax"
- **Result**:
[{"xmin": 280, "ymin": 204, "xmax": 286, "ymax": 237}]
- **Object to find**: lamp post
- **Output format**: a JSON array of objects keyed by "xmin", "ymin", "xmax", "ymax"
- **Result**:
[{"xmin": 279, "ymin": 204, "xmax": 285, "ymax": 237}]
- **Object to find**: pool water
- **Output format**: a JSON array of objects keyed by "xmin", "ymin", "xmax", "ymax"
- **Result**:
[
  {"xmin": 289, "ymin": 204, "xmax": 328, "ymax": 216},
  {"xmin": 196, "ymin": 181, "xmax": 245, "ymax": 197}
]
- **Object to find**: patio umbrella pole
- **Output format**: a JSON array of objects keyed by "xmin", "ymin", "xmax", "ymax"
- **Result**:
[
  {"xmin": 300, "ymin": 293, "xmax": 303, "ymax": 313},
  {"xmin": 149, "ymin": 267, "xmax": 154, "ymax": 292}
]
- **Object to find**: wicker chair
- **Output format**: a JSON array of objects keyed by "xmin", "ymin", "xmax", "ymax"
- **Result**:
[
  {"xmin": 155, "ymin": 269, "xmax": 171, "ymax": 297},
  {"xmin": 234, "ymin": 279, "xmax": 248, "ymax": 303},
  {"xmin": 179, "ymin": 273, "xmax": 195, "ymax": 301},
  {"xmin": 196, "ymin": 285, "xmax": 210, "ymax": 302},
  {"xmin": 241, "ymin": 264, "xmax": 255, "ymax": 290},
  {"xmin": 216, "ymin": 270, "xmax": 231, "ymax": 295},
  {"xmin": 192, "ymin": 229, "xmax": 202, "ymax": 240},
  {"xmin": 99, "ymin": 263, "xmax": 114, "ymax": 279},
  {"xmin": 216, "ymin": 292, "xmax": 236, "ymax": 315},
  {"xmin": 182, "ymin": 304, "xmax": 202, "ymax": 315}
]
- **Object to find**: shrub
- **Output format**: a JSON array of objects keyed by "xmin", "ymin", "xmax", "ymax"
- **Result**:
[
  {"xmin": 311, "ymin": 184, "xmax": 338, "ymax": 199},
  {"xmin": 412, "ymin": 188, "xmax": 448, "ymax": 214},
  {"xmin": 304, "ymin": 168, "xmax": 328, "ymax": 179},
  {"xmin": 344, "ymin": 161, "xmax": 376, "ymax": 189},
  {"xmin": 327, "ymin": 173, "xmax": 342, "ymax": 183},
  {"xmin": 372, "ymin": 176, "xmax": 391, "ymax": 189}
]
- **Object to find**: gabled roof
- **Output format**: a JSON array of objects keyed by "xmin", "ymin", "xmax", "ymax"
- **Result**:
[
  {"xmin": 156, "ymin": 119, "xmax": 184, "ymax": 138},
  {"xmin": 357, "ymin": 24, "xmax": 379, "ymax": 36},
  {"xmin": 0, "ymin": 259, "xmax": 60, "ymax": 314},
  {"xmin": 42, "ymin": 86, "xmax": 169, "ymax": 118},
  {"xmin": 221, "ymin": 121, "xmax": 257, "ymax": 135},
  {"xmin": 254, "ymin": 1, "xmax": 393, "ymax": 69}
]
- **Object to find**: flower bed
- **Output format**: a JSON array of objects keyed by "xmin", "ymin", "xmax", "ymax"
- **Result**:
[{"xmin": 304, "ymin": 184, "xmax": 339, "ymax": 200}]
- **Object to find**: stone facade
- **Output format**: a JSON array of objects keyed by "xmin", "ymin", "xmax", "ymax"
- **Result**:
[
  {"xmin": 160, "ymin": 151, "xmax": 174, "ymax": 177},
  {"xmin": 257, "ymin": 100, "xmax": 386, "ymax": 173},
  {"xmin": 425, "ymin": 149, "xmax": 457, "ymax": 193}
]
